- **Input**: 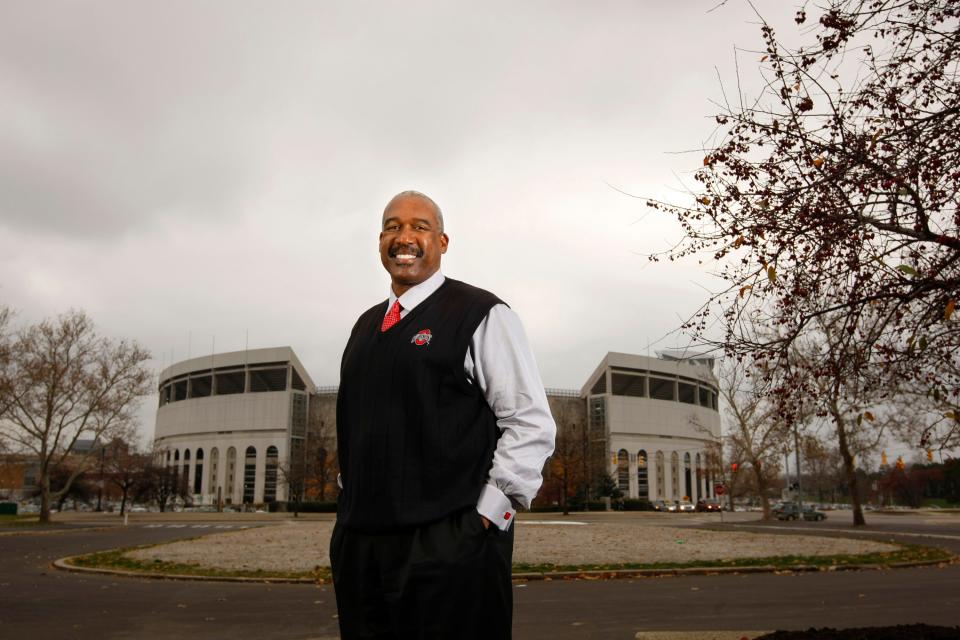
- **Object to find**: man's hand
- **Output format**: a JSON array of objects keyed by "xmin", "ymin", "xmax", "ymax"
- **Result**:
[{"xmin": 480, "ymin": 515, "xmax": 491, "ymax": 530}]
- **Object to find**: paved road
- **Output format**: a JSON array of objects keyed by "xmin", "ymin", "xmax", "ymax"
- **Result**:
[{"xmin": 1, "ymin": 511, "xmax": 958, "ymax": 639}]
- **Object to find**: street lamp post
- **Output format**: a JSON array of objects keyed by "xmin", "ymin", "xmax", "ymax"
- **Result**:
[
  {"xmin": 96, "ymin": 442, "xmax": 105, "ymax": 512},
  {"xmin": 793, "ymin": 423, "xmax": 804, "ymax": 518}
]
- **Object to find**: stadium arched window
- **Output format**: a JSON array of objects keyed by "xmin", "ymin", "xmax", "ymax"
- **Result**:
[
  {"xmin": 264, "ymin": 446, "xmax": 279, "ymax": 503},
  {"xmin": 193, "ymin": 448, "xmax": 204, "ymax": 495},
  {"xmin": 243, "ymin": 446, "xmax": 257, "ymax": 504},
  {"xmin": 617, "ymin": 449, "xmax": 629, "ymax": 493},
  {"xmin": 637, "ymin": 449, "xmax": 649, "ymax": 499},
  {"xmin": 655, "ymin": 451, "xmax": 665, "ymax": 498},
  {"xmin": 226, "ymin": 447, "xmax": 237, "ymax": 505},
  {"xmin": 209, "ymin": 447, "xmax": 219, "ymax": 500},
  {"xmin": 671, "ymin": 452, "xmax": 680, "ymax": 499}
]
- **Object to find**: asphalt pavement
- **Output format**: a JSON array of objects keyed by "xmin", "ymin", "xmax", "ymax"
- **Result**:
[{"xmin": 1, "ymin": 510, "xmax": 958, "ymax": 639}]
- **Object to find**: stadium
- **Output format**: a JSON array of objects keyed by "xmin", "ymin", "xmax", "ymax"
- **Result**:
[{"xmin": 154, "ymin": 348, "xmax": 721, "ymax": 507}]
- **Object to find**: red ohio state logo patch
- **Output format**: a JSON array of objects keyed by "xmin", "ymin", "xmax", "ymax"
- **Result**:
[{"xmin": 411, "ymin": 329, "xmax": 432, "ymax": 346}]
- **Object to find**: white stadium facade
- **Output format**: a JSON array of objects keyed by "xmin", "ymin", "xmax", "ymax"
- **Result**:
[
  {"xmin": 153, "ymin": 347, "xmax": 720, "ymax": 507},
  {"xmin": 155, "ymin": 347, "xmax": 316, "ymax": 506},
  {"xmin": 580, "ymin": 351, "xmax": 721, "ymax": 503}
]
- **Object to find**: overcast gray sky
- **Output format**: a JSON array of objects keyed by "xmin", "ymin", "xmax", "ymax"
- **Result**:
[{"xmin": 1, "ymin": 1, "xmax": 805, "ymax": 446}]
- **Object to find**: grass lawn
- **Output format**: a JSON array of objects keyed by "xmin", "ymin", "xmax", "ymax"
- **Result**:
[
  {"xmin": 0, "ymin": 514, "xmax": 44, "ymax": 528},
  {"xmin": 68, "ymin": 546, "xmax": 331, "ymax": 582},
  {"xmin": 64, "ymin": 540, "xmax": 953, "ymax": 582},
  {"xmin": 512, "ymin": 543, "xmax": 952, "ymax": 574}
]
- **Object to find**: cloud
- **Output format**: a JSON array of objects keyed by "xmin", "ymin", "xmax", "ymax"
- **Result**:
[{"xmin": 0, "ymin": 0, "xmax": 801, "ymax": 444}]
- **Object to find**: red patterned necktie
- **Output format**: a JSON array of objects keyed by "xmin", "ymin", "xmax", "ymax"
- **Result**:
[{"xmin": 381, "ymin": 300, "xmax": 402, "ymax": 332}]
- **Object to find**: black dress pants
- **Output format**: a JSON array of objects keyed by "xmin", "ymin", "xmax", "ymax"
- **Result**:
[{"xmin": 330, "ymin": 508, "xmax": 515, "ymax": 640}]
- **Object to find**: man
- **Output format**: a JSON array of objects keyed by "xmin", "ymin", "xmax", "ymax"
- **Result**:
[{"xmin": 331, "ymin": 191, "xmax": 556, "ymax": 639}]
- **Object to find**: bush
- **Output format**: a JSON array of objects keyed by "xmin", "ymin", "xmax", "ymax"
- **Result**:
[
  {"xmin": 282, "ymin": 501, "xmax": 338, "ymax": 513},
  {"xmin": 622, "ymin": 499, "xmax": 653, "ymax": 511},
  {"xmin": 0, "ymin": 502, "xmax": 17, "ymax": 516}
]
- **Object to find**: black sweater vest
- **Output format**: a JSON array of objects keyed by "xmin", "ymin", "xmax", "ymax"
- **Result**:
[{"xmin": 336, "ymin": 278, "xmax": 505, "ymax": 530}]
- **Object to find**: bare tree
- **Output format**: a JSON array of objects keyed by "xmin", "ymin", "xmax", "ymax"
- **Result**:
[
  {"xmin": 25, "ymin": 462, "xmax": 96, "ymax": 511},
  {"xmin": 718, "ymin": 358, "xmax": 788, "ymax": 519},
  {"xmin": 784, "ymin": 316, "xmax": 899, "ymax": 524},
  {"xmin": 648, "ymin": 1, "xmax": 960, "ymax": 475},
  {"xmin": 545, "ymin": 421, "xmax": 585, "ymax": 515},
  {"xmin": 801, "ymin": 435, "xmax": 844, "ymax": 504},
  {"xmin": 0, "ymin": 310, "xmax": 152, "ymax": 523},
  {"xmin": 104, "ymin": 437, "xmax": 150, "ymax": 515},
  {"xmin": 138, "ymin": 456, "xmax": 189, "ymax": 512},
  {"xmin": 0, "ymin": 307, "xmax": 13, "ymax": 420},
  {"xmin": 281, "ymin": 417, "xmax": 339, "ymax": 515},
  {"xmin": 540, "ymin": 395, "xmax": 588, "ymax": 514}
]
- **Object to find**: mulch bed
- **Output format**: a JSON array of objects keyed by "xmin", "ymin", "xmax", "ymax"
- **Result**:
[{"xmin": 757, "ymin": 624, "xmax": 960, "ymax": 639}]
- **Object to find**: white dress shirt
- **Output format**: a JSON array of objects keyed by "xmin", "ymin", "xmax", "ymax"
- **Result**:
[{"xmin": 382, "ymin": 270, "xmax": 556, "ymax": 531}]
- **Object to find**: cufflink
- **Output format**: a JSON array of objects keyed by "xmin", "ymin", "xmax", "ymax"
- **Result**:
[{"xmin": 503, "ymin": 512, "xmax": 511, "ymax": 520}]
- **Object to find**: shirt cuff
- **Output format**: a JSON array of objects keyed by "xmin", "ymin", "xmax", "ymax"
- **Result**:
[
  {"xmin": 477, "ymin": 483, "xmax": 517, "ymax": 531},
  {"xmin": 336, "ymin": 473, "xmax": 343, "ymax": 489}
]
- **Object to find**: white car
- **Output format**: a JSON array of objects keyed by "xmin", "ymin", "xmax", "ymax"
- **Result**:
[{"xmin": 678, "ymin": 500, "xmax": 696, "ymax": 512}]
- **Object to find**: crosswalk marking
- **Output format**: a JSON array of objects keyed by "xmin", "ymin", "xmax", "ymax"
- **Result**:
[{"xmin": 141, "ymin": 523, "xmax": 247, "ymax": 529}]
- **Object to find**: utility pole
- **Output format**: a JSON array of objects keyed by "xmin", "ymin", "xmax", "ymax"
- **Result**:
[
  {"xmin": 793, "ymin": 424, "xmax": 803, "ymax": 517},
  {"xmin": 96, "ymin": 442, "xmax": 106, "ymax": 512},
  {"xmin": 581, "ymin": 420, "xmax": 591, "ymax": 511}
]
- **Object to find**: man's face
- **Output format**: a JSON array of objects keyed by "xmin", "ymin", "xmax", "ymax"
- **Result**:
[{"xmin": 379, "ymin": 195, "xmax": 448, "ymax": 296}]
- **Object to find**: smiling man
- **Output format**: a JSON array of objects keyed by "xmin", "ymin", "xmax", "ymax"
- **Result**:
[{"xmin": 331, "ymin": 190, "xmax": 556, "ymax": 639}]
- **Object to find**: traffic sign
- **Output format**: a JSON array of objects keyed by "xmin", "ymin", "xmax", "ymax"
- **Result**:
[{"xmin": 714, "ymin": 484, "xmax": 726, "ymax": 496}]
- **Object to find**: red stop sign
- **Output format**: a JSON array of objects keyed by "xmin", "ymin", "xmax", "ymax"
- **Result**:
[{"xmin": 715, "ymin": 484, "xmax": 726, "ymax": 496}]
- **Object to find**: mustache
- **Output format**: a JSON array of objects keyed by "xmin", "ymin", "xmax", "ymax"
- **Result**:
[{"xmin": 388, "ymin": 245, "xmax": 424, "ymax": 258}]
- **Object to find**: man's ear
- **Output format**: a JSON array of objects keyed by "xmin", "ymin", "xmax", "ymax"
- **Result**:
[{"xmin": 440, "ymin": 233, "xmax": 449, "ymax": 254}]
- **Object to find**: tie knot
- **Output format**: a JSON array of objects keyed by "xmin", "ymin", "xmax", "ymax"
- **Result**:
[{"xmin": 381, "ymin": 300, "xmax": 403, "ymax": 332}]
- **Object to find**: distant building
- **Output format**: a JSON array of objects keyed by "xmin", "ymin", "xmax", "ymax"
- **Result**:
[
  {"xmin": 153, "ymin": 348, "xmax": 720, "ymax": 507},
  {"xmin": 578, "ymin": 351, "xmax": 721, "ymax": 502},
  {"xmin": 154, "ymin": 347, "xmax": 318, "ymax": 506},
  {"xmin": 0, "ymin": 454, "xmax": 38, "ymax": 502}
]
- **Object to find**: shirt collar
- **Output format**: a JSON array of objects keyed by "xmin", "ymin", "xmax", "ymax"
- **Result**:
[{"xmin": 387, "ymin": 270, "xmax": 446, "ymax": 313}]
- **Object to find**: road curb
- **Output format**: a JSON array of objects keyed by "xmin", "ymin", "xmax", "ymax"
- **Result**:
[
  {"xmin": 52, "ymin": 556, "xmax": 322, "ymax": 584},
  {"xmin": 0, "ymin": 525, "xmax": 116, "ymax": 538},
  {"xmin": 53, "ymin": 553, "xmax": 955, "ymax": 584},
  {"xmin": 511, "ymin": 556, "xmax": 955, "ymax": 581}
]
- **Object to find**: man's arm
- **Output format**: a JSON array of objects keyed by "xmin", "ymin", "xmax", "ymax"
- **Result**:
[{"xmin": 466, "ymin": 304, "xmax": 556, "ymax": 531}]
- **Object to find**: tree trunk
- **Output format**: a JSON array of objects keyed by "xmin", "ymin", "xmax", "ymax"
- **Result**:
[
  {"xmin": 754, "ymin": 465, "xmax": 772, "ymax": 520},
  {"xmin": 39, "ymin": 475, "xmax": 51, "ymax": 524},
  {"xmin": 833, "ymin": 408, "xmax": 866, "ymax": 526},
  {"xmin": 119, "ymin": 489, "xmax": 128, "ymax": 516}
]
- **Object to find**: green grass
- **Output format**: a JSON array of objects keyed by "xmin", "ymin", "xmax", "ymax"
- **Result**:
[
  {"xmin": 512, "ymin": 543, "xmax": 952, "ymax": 574},
  {"xmin": 67, "ymin": 545, "xmax": 332, "ymax": 582},
  {"xmin": 922, "ymin": 498, "xmax": 960, "ymax": 509},
  {"xmin": 0, "ymin": 514, "xmax": 44, "ymax": 528},
  {"xmin": 65, "ymin": 541, "xmax": 951, "ymax": 581}
]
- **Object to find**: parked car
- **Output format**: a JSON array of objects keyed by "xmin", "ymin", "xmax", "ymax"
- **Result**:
[
  {"xmin": 677, "ymin": 500, "xmax": 696, "ymax": 513},
  {"xmin": 801, "ymin": 505, "xmax": 827, "ymax": 521},
  {"xmin": 696, "ymin": 498, "xmax": 722, "ymax": 512},
  {"xmin": 652, "ymin": 500, "xmax": 678, "ymax": 512},
  {"xmin": 774, "ymin": 502, "xmax": 828, "ymax": 521}
]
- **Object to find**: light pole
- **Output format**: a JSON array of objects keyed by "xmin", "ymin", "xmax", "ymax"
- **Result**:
[
  {"xmin": 793, "ymin": 422, "xmax": 804, "ymax": 518},
  {"xmin": 96, "ymin": 441, "xmax": 105, "ymax": 512}
]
